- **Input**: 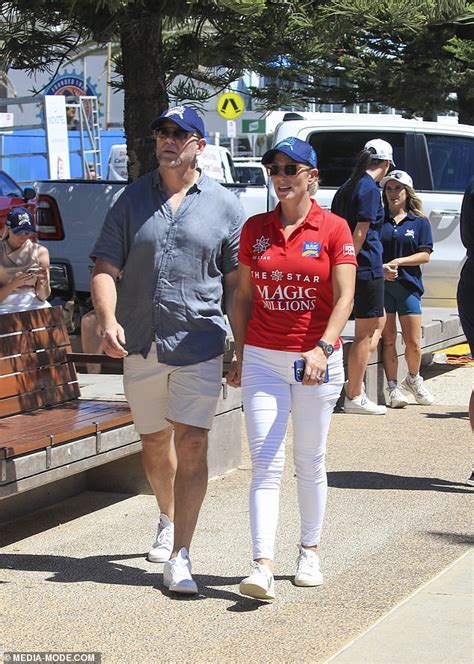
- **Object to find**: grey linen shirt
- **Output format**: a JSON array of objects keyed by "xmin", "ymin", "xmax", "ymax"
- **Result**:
[{"xmin": 91, "ymin": 169, "xmax": 245, "ymax": 365}]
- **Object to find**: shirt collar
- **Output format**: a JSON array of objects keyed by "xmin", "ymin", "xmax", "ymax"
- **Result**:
[
  {"xmin": 152, "ymin": 168, "xmax": 208, "ymax": 192},
  {"xmin": 263, "ymin": 199, "xmax": 324, "ymax": 230}
]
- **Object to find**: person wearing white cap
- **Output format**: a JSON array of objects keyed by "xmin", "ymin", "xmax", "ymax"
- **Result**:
[
  {"xmin": 380, "ymin": 170, "xmax": 434, "ymax": 408},
  {"xmin": 331, "ymin": 138, "xmax": 393, "ymax": 414}
]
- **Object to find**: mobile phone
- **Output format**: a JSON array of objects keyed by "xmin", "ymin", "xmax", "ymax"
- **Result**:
[
  {"xmin": 27, "ymin": 267, "xmax": 42, "ymax": 274},
  {"xmin": 294, "ymin": 359, "xmax": 305, "ymax": 382},
  {"xmin": 293, "ymin": 359, "xmax": 329, "ymax": 383}
]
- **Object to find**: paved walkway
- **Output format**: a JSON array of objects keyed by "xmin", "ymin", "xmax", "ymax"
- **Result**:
[{"xmin": 1, "ymin": 362, "xmax": 473, "ymax": 663}]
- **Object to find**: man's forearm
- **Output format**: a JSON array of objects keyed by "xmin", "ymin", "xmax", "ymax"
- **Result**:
[{"xmin": 92, "ymin": 272, "xmax": 118, "ymax": 331}]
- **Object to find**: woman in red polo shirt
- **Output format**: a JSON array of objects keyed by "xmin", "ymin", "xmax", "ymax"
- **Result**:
[{"xmin": 227, "ymin": 137, "xmax": 357, "ymax": 600}]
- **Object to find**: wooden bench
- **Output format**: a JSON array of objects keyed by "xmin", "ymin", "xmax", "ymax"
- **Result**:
[{"xmin": 0, "ymin": 306, "xmax": 138, "ymax": 500}]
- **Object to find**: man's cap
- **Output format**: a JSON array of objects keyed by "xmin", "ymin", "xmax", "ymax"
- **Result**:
[
  {"xmin": 381, "ymin": 169, "xmax": 413, "ymax": 189},
  {"xmin": 364, "ymin": 138, "xmax": 395, "ymax": 166},
  {"xmin": 150, "ymin": 105, "xmax": 205, "ymax": 137},
  {"xmin": 6, "ymin": 207, "xmax": 37, "ymax": 234},
  {"xmin": 261, "ymin": 137, "xmax": 318, "ymax": 168}
]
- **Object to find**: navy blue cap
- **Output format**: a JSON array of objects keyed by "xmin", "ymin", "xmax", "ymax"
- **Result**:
[
  {"xmin": 6, "ymin": 207, "xmax": 37, "ymax": 234},
  {"xmin": 150, "ymin": 105, "xmax": 205, "ymax": 138},
  {"xmin": 262, "ymin": 137, "xmax": 317, "ymax": 168}
]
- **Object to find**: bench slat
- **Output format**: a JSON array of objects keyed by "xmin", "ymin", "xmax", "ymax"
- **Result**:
[
  {"xmin": 0, "ymin": 400, "xmax": 128, "ymax": 441},
  {"xmin": 0, "ymin": 400, "xmax": 133, "ymax": 458},
  {"xmin": 0, "ymin": 306, "xmax": 64, "ymax": 334},
  {"xmin": 0, "ymin": 325, "xmax": 69, "ymax": 356},
  {"xmin": 0, "ymin": 347, "xmax": 72, "ymax": 377},
  {"xmin": 0, "ymin": 382, "xmax": 81, "ymax": 417},
  {"xmin": 0, "ymin": 363, "xmax": 77, "ymax": 399}
]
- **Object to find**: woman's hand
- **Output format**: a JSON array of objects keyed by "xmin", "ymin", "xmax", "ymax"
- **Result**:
[
  {"xmin": 226, "ymin": 356, "xmax": 242, "ymax": 388},
  {"xmin": 383, "ymin": 263, "xmax": 398, "ymax": 281},
  {"xmin": 12, "ymin": 271, "xmax": 36, "ymax": 288},
  {"xmin": 300, "ymin": 348, "xmax": 327, "ymax": 386}
]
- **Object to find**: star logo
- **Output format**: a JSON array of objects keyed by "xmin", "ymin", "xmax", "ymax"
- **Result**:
[
  {"xmin": 271, "ymin": 270, "xmax": 283, "ymax": 281},
  {"xmin": 252, "ymin": 236, "xmax": 271, "ymax": 254}
]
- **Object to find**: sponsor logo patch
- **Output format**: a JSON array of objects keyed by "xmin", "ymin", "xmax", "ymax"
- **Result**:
[
  {"xmin": 302, "ymin": 241, "xmax": 320, "ymax": 257},
  {"xmin": 343, "ymin": 243, "xmax": 356, "ymax": 256}
]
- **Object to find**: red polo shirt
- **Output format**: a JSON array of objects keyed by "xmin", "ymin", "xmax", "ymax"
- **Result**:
[{"xmin": 239, "ymin": 200, "xmax": 357, "ymax": 352}]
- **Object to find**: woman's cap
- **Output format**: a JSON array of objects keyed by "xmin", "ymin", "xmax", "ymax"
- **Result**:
[
  {"xmin": 364, "ymin": 138, "xmax": 395, "ymax": 166},
  {"xmin": 6, "ymin": 207, "xmax": 37, "ymax": 234},
  {"xmin": 150, "ymin": 105, "xmax": 205, "ymax": 138},
  {"xmin": 381, "ymin": 169, "xmax": 413, "ymax": 189},
  {"xmin": 261, "ymin": 137, "xmax": 318, "ymax": 168}
]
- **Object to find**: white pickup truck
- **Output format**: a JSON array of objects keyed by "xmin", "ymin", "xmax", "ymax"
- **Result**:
[{"xmin": 35, "ymin": 112, "xmax": 473, "ymax": 309}]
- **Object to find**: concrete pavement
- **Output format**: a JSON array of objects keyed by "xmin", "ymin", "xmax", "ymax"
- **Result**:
[{"xmin": 1, "ymin": 362, "xmax": 473, "ymax": 663}]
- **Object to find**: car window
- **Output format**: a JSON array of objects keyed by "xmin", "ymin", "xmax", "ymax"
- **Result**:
[
  {"xmin": 0, "ymin": 171, "xmax": 23, "ymax": 198},
  {"xmin": 307, "ymin": 131, "xmax": 406, "ymax": 187},
  {"xmin": 235, "ymin": 166, "xmax": 266, "ymax": 185},
  {"xmin": 424, "ymin": 134, "xmax": 474, "ymax": 193}
]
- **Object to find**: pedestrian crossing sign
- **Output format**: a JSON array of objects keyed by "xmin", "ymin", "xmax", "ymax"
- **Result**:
[{"xmin": 217, "ymin": 92, "xmax": 245, "ymax": 119}]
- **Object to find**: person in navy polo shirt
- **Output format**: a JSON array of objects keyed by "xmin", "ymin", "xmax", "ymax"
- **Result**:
[
  {"xmin": 380, "ymin": 169, "xmax": 434, "ymax": 408},
  {"xmin": 227, "ymin": 137, "xmax": 357, "ymax": 600},
  {"xmin": 91, "ymin": 106, "xmax": 245, "ymax": 595},
  {"xmin": 331, "ymin": 138, "xmax": 393, "ymax": 415}
]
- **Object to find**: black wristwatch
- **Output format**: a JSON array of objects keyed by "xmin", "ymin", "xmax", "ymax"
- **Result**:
[{"xmin": 317, "ymin": 340, "xmax": 334, "ymax": 357}]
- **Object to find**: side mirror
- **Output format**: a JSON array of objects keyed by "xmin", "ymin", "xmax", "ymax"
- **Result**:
[
  {"xmin": 48, "ymin": 262, "xmax": 74, "ymax": 302},
  {"xmin": 23, "ymin": 187, "xmax": 36, "ymax": 201}
]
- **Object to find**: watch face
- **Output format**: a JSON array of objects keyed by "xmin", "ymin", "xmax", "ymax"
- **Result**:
[{"xmin": 319, "ymin": 341, "xmax": 334, "ymax": 356}]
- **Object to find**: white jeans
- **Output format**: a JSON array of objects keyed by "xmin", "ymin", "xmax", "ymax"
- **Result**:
[{"xmin": 242, "ymin": 344, "xmax": 344, "ymax": 560}]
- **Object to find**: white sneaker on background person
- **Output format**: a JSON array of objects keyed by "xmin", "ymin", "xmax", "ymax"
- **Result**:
[
  {"xmin": 239, "ymin": 562, "xmax": 275, "ymax": 600},
  {"xmin": 294, "ymin": 546, "xmax": 324, "ymax": 587},
  {"xmin": 401, "ymin": 374, "xmax": 434, "ymax": 405},
  {"xmin": 163, "ymin": 547, "xmax": 198, "ymax": 595},
  {"xmin": 386, "ymin": 385, "xmax": 409, "ymax": 409},
  {"xmin": 147, "ymin": 514, "xmax": 174, "ymax": 563},
  {"xmin": 344, "ymin": 392, "xmax": 387, "ymax": 415}
]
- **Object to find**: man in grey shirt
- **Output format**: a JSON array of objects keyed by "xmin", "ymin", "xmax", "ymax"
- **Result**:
[{"xmin": 91, "ymin": 106, "xmax": 245, "ymax": 595}]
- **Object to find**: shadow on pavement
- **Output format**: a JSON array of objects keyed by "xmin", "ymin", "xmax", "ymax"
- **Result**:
[
  {"xmin": 423, "ymin": 411, "xmax": 469, "ymax": 419},
  {"xmin": 0, "ymin": 492, "xmax": 133, "ymax": 547},
  {"xmin": 328, "ymin": 471, "xmax": 473, "ymax": 493}
]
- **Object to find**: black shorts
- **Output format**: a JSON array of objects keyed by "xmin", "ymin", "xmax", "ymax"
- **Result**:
[{"xmin": 353, "ymin": 276, "xmax": 384, "ymax": 319}]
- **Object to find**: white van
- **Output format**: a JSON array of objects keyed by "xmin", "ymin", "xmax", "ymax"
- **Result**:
[
  {"xmin": 271, "ymin": 113, "xmax": 474, "ymax": 306},
  {"xmin": 106, "ymin": 143, "xmax": 236, "ymax": 184}
]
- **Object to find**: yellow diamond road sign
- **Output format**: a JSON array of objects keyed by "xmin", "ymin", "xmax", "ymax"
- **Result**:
[{"xmin": 217, "ymin": 92, "xmax": 245, "ymax": 119}]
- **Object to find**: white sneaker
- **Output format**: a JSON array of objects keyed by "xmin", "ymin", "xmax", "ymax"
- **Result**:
[
  {"xmin": 163, "ymin": 547, "xmax": 198, "ymax": 595},
  {"xmin": 386, "ymin": 386, "xmax": 408, "ymax": 409},
  {"xmin": 344, "ymin": 392, "xmax": 387, "ymax": 415},
  {"xmin": 401, "ymin": 375, "xmax": 434, "ymax": 405},
  {"xmin": 147, "ymin": 514, "xmax": 174, "ymax": 563},
  {"xmin": 294, "ymin": 546, "xmax": 324, "ymax": 587},
  {"xmin": 239, "ymin": 562, "xmax": 275, "ymax": 600}
]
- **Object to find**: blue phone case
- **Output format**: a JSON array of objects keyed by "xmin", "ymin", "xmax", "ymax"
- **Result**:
[{"xmin": 294, "ymin": 359, "xmax": 329, "ymax": 383}]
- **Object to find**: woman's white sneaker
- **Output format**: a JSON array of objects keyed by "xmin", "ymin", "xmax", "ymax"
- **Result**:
[
  {"xmin": 387, "ymin": 386, "xmax": 408, "ymax": 409},
  {"xmin": 239, "ymin": 562, "xmax": 275, "ymax": 600},
  {"xmin": 294, "ymin": 546, "xmax": 324, "ymax": 587},
  {"xmin": 147, "ymin": 514, "xmax": 174, "ymax": 563}
]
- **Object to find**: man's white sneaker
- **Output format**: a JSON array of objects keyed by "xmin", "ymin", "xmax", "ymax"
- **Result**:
[
  {"xmin": 163, "ymin": 547, "xmax": 198, "ymax": 595},
  {"xmin": 147, "ymin": 514, "xmax": 174, "ymax": 563},
  {"xmin": 344, "ymin": 393, "xmax": 387, "ymax": 415},
  {"xmin": 386, "ymin": 386, "xmax": 408, "ymax": 409},
  {"xmin": 239, "ymin": 562, "xmax": 275, "ymax": 600},
  {"xmin": 401, "ymin": 375, "xmax": 434, "ymax": 405},
  {"xmin": 294, "ymin": 546, "xmax": 324, "ymax": 587}
]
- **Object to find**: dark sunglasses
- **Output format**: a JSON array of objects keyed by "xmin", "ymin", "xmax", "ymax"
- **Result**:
[
  {"xmin": 154, "ymin": 127, "xmax": 196, "ymax": 141},
  {"xmin": 265, "ymin": 164, "xmax": 311, "ymax": 177}
]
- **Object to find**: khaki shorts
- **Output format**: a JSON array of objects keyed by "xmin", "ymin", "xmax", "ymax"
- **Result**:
[{"xmin": 123, "ymin": 349, "xmax": 224, "ymax": 434}]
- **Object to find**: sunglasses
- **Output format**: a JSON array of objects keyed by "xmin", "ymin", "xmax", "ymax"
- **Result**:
[
  {"xmin": 265, "ymin": 164, "xmax": 311, "ymax": 177},
  {"xmin": 154, "ymin": 128, "xmax": 196, "ymax": 141}
]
